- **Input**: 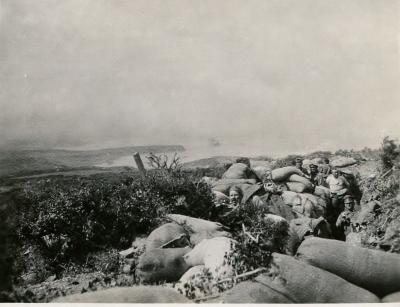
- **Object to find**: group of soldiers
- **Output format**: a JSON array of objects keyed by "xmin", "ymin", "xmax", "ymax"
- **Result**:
[
  {"xmin": 216, "ymin": 156, "xmax": 358, "ymax": 242},
  {"xmin": 292, "ymin": 157, "xmax": 356, "ymax": 240}
]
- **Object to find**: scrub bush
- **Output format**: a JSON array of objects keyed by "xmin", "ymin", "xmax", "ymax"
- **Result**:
[{"xmin": 16, "ymin": 170, "xmax": 215, "ymax": 270}]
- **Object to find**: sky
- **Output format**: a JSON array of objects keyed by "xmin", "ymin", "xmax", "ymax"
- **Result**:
[{"xmin": 0, "ymin": 0, "xmax": 399, "ymax": 154}]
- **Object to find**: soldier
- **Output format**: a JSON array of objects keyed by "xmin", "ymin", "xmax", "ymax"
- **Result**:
[
  {"xmin": 293, "ymin": 157, "xmax": 308, "ymax": 175},
  {"xmin": 308, "ymin": 163, "xmax": 326, "ymax": 186},
  {"xmin": 335, "ymin": 195, "xmax": 355, "ymax": 241},
  {"xmin": 319, "ymin": 157, "xmax": 332, "ymax": 178},
  {"xmin": 326, "ymin": 168, "xmax": 350, "ymax": 210}
]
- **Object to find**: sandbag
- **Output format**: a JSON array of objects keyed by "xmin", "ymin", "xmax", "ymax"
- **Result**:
[
  {"xmin": 252, "ymin": 165, "xmax": 270, "ymax": 181},
  {"xmin": 179, "ymin": 265, "xmax": 206, "ymax": 284},
  {"xmin": 166, "ymin": 214, "xmax": 231, "ymax": 245},
  {"xmin": 331, "ymin": 156, "xmax": 357, "ymax": 168},
  {"xmin": 345, "ymin": 232, "xmax": 363, "ymax": 247},
  {"xmin": 281, "ymin": 191, "xmax": 301, "ymax": 207},
  {"xmin": 313, "ymin": 185, "xmax": 330, "ymax": 202},
  {"xmin": 255, "ymin": 253, "xmax": 379, "ymax": 303},
  {"xmin": 381, "ymin": 291, "xmax": 400, "ymax": 302},
  {"xmin": 281, "ymin": 191, "xmax": 325, "ymax": 218},
  {"xmin": 184, "ymin": 237, "xmax": 236, "ymax": 278},
  {"xmin": 136, "ymin": 247, "xmax": 192, "ymax": 283},
  {"xmin": 288, "ymin": 174, "xmax": 313, "ymax": 187},
  {"xmin": 296, "ymin": 237, "xmax": 400, "ymax": 297},
  {"xmin": 146, "ymin": 223, "xmax": 190, "ymax": 250},
  {"xmin": 52, "ymin": 286, "xmax": 191, "ymax": 303},
  {"xmin": 222, "ymin": 163, "xmax": 252, "ymax": 179},
  {"xmin": 217, "ymin": 280, "xmax": 294, "ymax": 303},
  {"xmin": 175, "ymin": 265, "xmax": 207, "ymax": 299},
  {"xmin": 271, "ymin": 166, "xmax": 304, "ymax": 182},
  {"xmin": 289, "ymin": 217, "xmax": 331, "ymax": 241},
  {"xmin": 285, "ymin": 182, "xmax": 312, "ymax": 193},
  {"xmin": 301, "ymin": 193, "xmax": 326, "ymax": 218},
  {"xmin": 211, "ymin": 179, "xmax": 257, "ymax": 195}
]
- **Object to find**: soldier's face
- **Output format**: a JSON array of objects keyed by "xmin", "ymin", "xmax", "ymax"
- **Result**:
[
  {"xmin": 264, "ymin": 181, "xmax": 278, "ymax": 193},
  {"xmin": 229, "ymin": 190, "xmax": 241, "ymax": 206},
  {"xmin": 344, "ymin": 200, "xmax": 354, "ymax": 211}
]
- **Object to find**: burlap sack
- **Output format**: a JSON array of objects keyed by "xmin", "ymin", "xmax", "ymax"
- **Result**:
[
  {"xmin": 296, "ymin": 237, "xmax": 400, "ymax": 297},
  {"xmin": 285, "ymin": 182, "xmax": 312, "ymax": 193},
  {"xmin": 166, "ymin": 214, "xmax": 231, "ymax": 245},
  {"xmin": 381, "ymin": 291, "xmax": 400, "ymax": 302},
  {"xmin": 255, "ymin": 253, "xmax": 379, "ymax": 303},
  {"xmin": 146, "ymin": 223, "xmax": 190, "ymax": 250},
  {"xmin": 271, "ymin": 166, "xmax": 304, "ymax": 182},
  {"xmin": 136, "ymin": 247, "xmax": 192, "ymax": 283},
  {"xmin": 211, "ymin": 179, "xmax": 257, "ymax": 195},
  {"xmin": 288, "ymin": 174, "xmax": 313, "ymax": 187},
  {"xmin": 222, "ymin": 163, "xmax": 251, "ymax": 179},
  {"xmin": 183, "ymin": 237, "xmax": 236, "ymax": 279},
  {"xmin": 218, "ymin": 280, "xmax": 294, "ymax": 303},
  {"xmin": 331, "ymin": 156, "xmax": 357, "ymax": 168}
]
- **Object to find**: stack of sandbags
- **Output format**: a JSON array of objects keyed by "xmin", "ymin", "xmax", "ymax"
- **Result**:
[
  {"xmin": 252, "ymin": 253, "xmax": 379, "ymax": 303},
  {"xmin": 270, "ymin": 166, "xmax": 314, "ymax": 193},
  {"xmin": 281, "ymin": 191, "xmax": 326, "ymax": 218},
  {"xmin": 331, "ymin": 156, "xmax": 358, "ymax": 168},
  {"xmin": 208, "ymin": 253, "xmax": 379, "ymax": 303},
  {"xmin": 52, "ymin": 286, "xmax": 191, "ymax": 303},
  {"xmin": 166, "ymin": 214, "xmax": 231, "ymax": 245},
  {"xmin": 136, "ymin": 215, "xmax": 232, "ymax": 284},
  {"xmin": 296, "ymin": 237, "xmax": 400, "ymax": 297}
]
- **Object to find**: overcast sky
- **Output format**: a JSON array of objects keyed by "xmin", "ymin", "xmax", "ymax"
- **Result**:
[{"xmin": 0, "ymin": 0, "xmax": 399, "ymax": 153}]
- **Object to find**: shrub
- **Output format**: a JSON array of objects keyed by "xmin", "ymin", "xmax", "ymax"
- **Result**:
[
  {"xmin": 271, "ymin": 155, "xmax": 302, "ymax": 170},
  {"xmin": 16, "ymin": 170, "xmax": 215, "ymax": 270},
  {"xmin": 380, "ymin": 136, "xmax": 399, "ymax": 170}
]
